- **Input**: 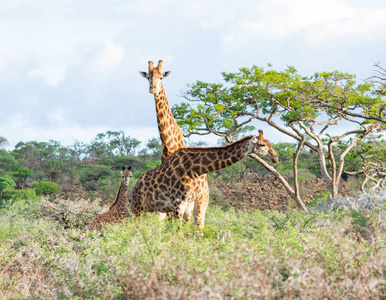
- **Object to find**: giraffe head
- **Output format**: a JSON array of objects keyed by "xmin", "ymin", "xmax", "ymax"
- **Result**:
[
  {"xmin": 139, "ymin": 60, "xmax": 171, "ymax": 94},
  {"xmin": 252, "ymin": 130, "xmax": 279, "ymax": 163},
  {"xmin": 120, "ymin": 166, "xmax": 132, "ymax": 186}
]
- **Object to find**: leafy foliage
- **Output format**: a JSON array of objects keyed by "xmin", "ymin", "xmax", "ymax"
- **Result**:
[
  {"xmin": 12, "ymin": 167, "xmax": 33, "ymax": 188},
  {"xmin": 0, "ymin": 150, "xmax": 19, "ymax": 176},
  {"xmin": 0, "ymin": 136, "xmax": 8, "ymax": 149},
  {"xmin": 32, "ymin": 181, "xmax": 62, "ymax": 195},
  {"xmin": 0, "ymin": 132, "xmax": 164, "ymax": 200},
  {"xmin": 75, "ymin": 165, "xmax": 114, "ymax": 191},
  {"xmin": 86, "ymin": 130, "xmax": 141, "ymax": 158},
  {"xmin": 0, "ymin": 194, "xmax": 384, "ymax": 299},
  {"xmin": 173, "ymin": 65, "xmax": 386, "ymax": 199},
  {"xmin": 0, "ymin": 176, "xmax": 16, "ymax": 199},
  {"xmin": 1, "ymin": 188, "xmax": 36, "ymax": 204}
]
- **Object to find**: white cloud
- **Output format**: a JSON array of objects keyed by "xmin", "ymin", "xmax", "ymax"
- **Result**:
[
  {"xmin": 28, "ymin": 65, "xmax": 67, "ymax": 86},
  {"xmin": 97, "ymin": 40, "xmax": 125, "ymax": 71},
  {"xmin": 47, "ymin": 108, "xmax": 73, "ymax": 127},
  {"xmin": 306, "ymin": 7, "xmax": 386, "ymax": 44},
  {"xmin": 0, "ymin": 43, "xmax": 22, "ymax": 58},
  {"xmin": 222, "ymin": 0, "xmax": 386, "ymax": 46},
  {"xmin": 0, "ymin": 0, "xmax": 385, "ymax": 149}
]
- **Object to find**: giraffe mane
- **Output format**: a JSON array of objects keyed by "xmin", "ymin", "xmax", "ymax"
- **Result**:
[
  {"xmin": 177, "ymin": 136, "xmax": 253, "ymax": 153},
  {"xmin": 109, "ymin": 184, "xmax": 122, "ymax": 211}
]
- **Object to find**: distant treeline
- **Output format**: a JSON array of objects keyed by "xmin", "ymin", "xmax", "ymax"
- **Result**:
[{"xmin": 0, "ymin": 130, "xmax": 384, "ymax": 207}]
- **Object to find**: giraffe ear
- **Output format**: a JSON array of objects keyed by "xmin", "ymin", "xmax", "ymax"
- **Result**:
[
  {"xmin": 162, "ymin": 71, "xmax": 171, "ymax": 78},
  {"xmin": 257, "ymin": 130, "xmax": 266, "ymax": 146},
  {"xmin": 139, "ymin": 71, "xmax": 148, "ymax": 78}
]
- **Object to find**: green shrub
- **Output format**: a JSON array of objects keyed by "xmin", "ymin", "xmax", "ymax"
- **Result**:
[
  {"xmin": 309, "ymin": 190, "xmax": 330, "ymax": 208},
  {"xmin": 32, "ymin": 181, "xmax": 61, "ymax": 195},
  {"xmin": 0, "ymin": 176, "xmax": 16, "ymax": 197},
  {"xmin": 75, "ymin": 165, "xmax": 113, "ymax": 190},
  {"xmin": 202, "ymin": 224, "xmax": 220, "ymax": 239},
  {"xmin": 12, "ymin": 167, "xmax": 33, "ymax": 188},
  {"xmin": 350, "ymin": 210, "xmax": 369, "ymax": 228},
  {"xmin": 2, "ymin": 188, "xmax": 37, "ymax": 201},
  {"xmin": 112, "ymin": 156, "xmax": 145, "ymax": 170}
]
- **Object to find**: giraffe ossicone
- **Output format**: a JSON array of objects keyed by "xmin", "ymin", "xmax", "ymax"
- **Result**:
[
  {"xmin": 87, "ymin": 166, "xmax": 133, "ymax": 231},
  {"xmin": 129, "ymin": 134, "xmax": 279, "ymax": 228}
]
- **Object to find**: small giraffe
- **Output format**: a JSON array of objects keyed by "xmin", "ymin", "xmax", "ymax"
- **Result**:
[
  {"xmin": 87, "ymin": 167, "xmax": 132, "ymax": 231},
  {"xmin": 130, "ymin": 132, "xmax": 279, "ymax": 228},
  {"xmin": 140, "ymin": 60, "xmax": 210, "ymax": 224}
]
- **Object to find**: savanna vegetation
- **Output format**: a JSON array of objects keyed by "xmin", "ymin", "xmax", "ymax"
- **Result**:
[
  {"xmin": 0, "ymin": 64, "xmax": 385, "ymax": 298},
  {"xmin": 0, "ymin": 191, "xmax": 385, "ymax": 298}
]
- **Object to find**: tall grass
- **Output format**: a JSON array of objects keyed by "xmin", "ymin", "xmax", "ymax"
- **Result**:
[{"xmin": 0, "ymin": 190, "xmax": 385, "ymax": 299}]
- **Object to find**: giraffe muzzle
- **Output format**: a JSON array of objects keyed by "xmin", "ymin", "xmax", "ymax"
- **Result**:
[{"xmin": 149, "ymin": 87, "xmax": 157, "ymax": 94}]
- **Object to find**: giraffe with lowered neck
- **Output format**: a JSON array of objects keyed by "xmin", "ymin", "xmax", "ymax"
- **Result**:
[
  {"xmin": 130, "ymin": 132, "xmax": 279, "ymax": 228},
  {"xmin": 140, "ymin": 60, "xmax": 209, "ymax": 224},
  {"xmin": 87, "ymin": 167, "xmax": 132, "ymax": 231}
]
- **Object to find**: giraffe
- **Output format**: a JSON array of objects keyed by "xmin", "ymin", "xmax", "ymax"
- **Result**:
[
  {"xmin": 87, "ymin": 167, "xmax": 132, "ymax": 231},
  {"xmin": 129, "ymin": 132, "xmax": 279, "ymax": 228},
  {"xmin": 140, "ymin": 60, "xmax": 209, "ymax": 224}
]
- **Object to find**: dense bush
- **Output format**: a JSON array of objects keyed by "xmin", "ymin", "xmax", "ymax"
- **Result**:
[
  {"xmin": 32, "ymin": 181, "xmax": 61, "ymax": 195},
  {"xmin": 32, "ymin": 197, "xmax": 105, "ymax": 229},
  {"xmin": 75, "ymin": 165, "xmax": 114, "ymax": 191},
  {"xmin": 2, "ymin": 188, "xmax": 36, "ymax": 203},
  {"xmin": 0, "ymin": 175, "xmax": 16, "ymax": 196},
  {"xmin": 0, "ymin": 188, "xmax": 384, "ymax": 299},
  {"xmin": 0, "ymin": 151, "xmax": 20, "ymax": 175}
]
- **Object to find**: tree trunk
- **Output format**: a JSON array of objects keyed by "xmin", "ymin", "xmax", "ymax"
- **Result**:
[
  {"xmin": 293, "ymin": 138, "xmax": 307, "ymax": 211},
  {"xmin": 249, "ymin": 153, "xmax": 308, "ymax": 212}
]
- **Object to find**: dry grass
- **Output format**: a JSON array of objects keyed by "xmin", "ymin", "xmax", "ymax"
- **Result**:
[{"xmin": 0, "ymin": 190, "xmax": 385, "ymax": 299}]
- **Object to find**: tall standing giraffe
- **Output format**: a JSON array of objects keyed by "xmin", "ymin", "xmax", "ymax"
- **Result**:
[
  {"xmin": 87, "ymin": 167, "xmax": 132, "ymax": 231},
  {"xmin": 140, "ymin": 60, "xmax": 209, "ymax": 225},
  {"xmin": 130, "ymin": 133, "xmax": 279, "ymax": 228}
]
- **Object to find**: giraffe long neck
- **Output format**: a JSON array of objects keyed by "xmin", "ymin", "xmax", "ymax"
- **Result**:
[
  {"xmin": 110, "ymin": 181, "xmax": 129, "ymax": 215},
  {"xmin": 179, "ymin": 136, "xmax": 254, "ymax": 178},
  {"xmin": 154, "ymin": 86, "xmax": 187, "ymax": 162}
]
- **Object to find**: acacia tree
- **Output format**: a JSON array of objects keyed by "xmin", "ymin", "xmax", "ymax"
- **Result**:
[
  {"xmin": 173, "ymin": 65, "xmax": 385, "ymax": 202},
  {"xmin": 344, "ymin": 135, "xmax": 386, "ymax": 191}
]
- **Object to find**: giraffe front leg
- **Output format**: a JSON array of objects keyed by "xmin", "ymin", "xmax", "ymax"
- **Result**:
[
  {"xmin": 183, "ymin": 201, "xmax": 194, "ymax": 223},
  {"xmin": 194, "ymin": 184, "xmax": 210, "ymax": 230},
  {"xmin": 172, "ymin": 200, "xmax": 189, "ymax": 228}
]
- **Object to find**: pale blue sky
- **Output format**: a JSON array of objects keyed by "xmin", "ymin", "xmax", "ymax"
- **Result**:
[{"xmin": 1, "ymin": 0, "xmax": 385, "ymax": 148}]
